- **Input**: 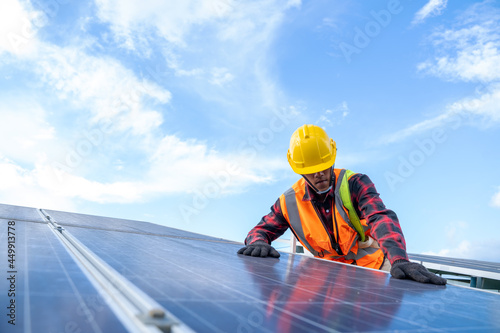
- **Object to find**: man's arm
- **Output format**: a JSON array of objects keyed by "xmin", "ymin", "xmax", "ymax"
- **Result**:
[
  {"xmin": 350, "ymin": 173, "xmax": 446, "ymax": 285},
  {"xmin": 244, "ymin": 199, "xmax": 290, "ymax": 245},
  {"xmin": 237, "ymin": 199, "xmax": 290, "ymax": 258},
  {"xmin": 349, "ymin": 173, "xmax": 408, "ymax": 263}
]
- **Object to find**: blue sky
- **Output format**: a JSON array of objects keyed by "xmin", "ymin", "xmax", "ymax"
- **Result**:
[{"xmin": 1, "ymin": 0, "xmax": 500, "ymax": 262}]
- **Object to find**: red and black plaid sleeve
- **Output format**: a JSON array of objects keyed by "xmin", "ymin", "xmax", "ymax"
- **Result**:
[
  {"xmin": 244, "ymin": 199, "xmax": 289, "ymax": 245},
  {"xmin": 349, "ymin": 173, "xmax": 409, "ymax": 264}
]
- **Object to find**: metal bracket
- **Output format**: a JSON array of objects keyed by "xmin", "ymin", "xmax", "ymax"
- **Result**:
[{"xmin": 137, "ymin": 312, "xmax": 178, "ymax": 333}]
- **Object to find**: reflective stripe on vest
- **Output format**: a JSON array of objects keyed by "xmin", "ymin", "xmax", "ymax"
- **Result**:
[
  {"xmin": 284, "ymin": 188, "xmax": 326, "ymax": 257},
  {"xmin": 344, "ymin": 246, "xmax": 380, "ymax": 261}
]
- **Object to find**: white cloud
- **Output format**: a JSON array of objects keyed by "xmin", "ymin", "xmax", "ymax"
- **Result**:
[
  {"xmin": 146, "ymin": 135, "xmax": 287, "ymax": 195},
  {"xmin": 421, "ymin": 220, "xmax": 500, "ymax": 262},
  {"xmin": 321, "ymin": 17, "xmax": 338, "ymax": 29},
  {"xmin": 38, "ymin": 160, "xmax": 144, "ymax": 203},
  {"xmin": 412, "ymin": 0, "xmax": 447, "ymax": 25},
  {"xmin": 94, "ymin": 0, "xmax": 236, "ymax": 48},
  {"xmin": 491, "ymin": 187, "xmax": 500, "ymax": 208},
  {"xmin": 378, "ymin": 106, "xmax": 458, "ymax": 144},
  {"xmin": 0, "ymin": 102, "xmax": 58, "ymax": 164},
  {"xmin": 447, "ymin": 83, "xmax": 500, "ymax": 122},
  {"xmin": 417, "ymin": 2, "xmax": 500, "ymax": 82},
  {"xmin": 316, "ymin": 101, "xmax": 350, "ymax": 128},
  {"xmin": 423, "ymin": 240, "xmax": 470, "ymax": 259},
  {"xmin": 0, "ymin": 134, "xmax": 288, "ymax": 206},
  {"xmin": 380, "ymin": 2, "xmax": 500, "ymax": 144},
  {"xmin": 95, "ymin": 0, "xmax": 296, "ymax": 118},
  {"xmin": 379, "ymin": 83, "xmax": 500, "ymax": 144},
  {"xmin": 0, "ymin": 0, "xmax": 297, "ymax": 210},
  {"xmin": 0, "ymin": 0, "xmax": 41, "ymax": 56},
  {"xmin": 422, "ymin": 221, "xmax": 470, "ymax": 258},
  {"xmin": 34, "ymin": 44, "xmax": 170, "ymax": 136},
  {"xmin": 0, "ymin": 35, "xmax": 174, "ymax": 191},
  {"xmin": 0, "ymin": 156, "xmax": 76, "ymax": 211},
  {"xmin": 423, "ymin": 239, "xmax": 500, "ymax": 263},
  {"xmin": 417, "ymin": 27, "xmax": 500, "ymax": 83},
  {"xmin": 164, "ymin": 50, "xmax": 204, "ymax": 77},
  {"xmin": 209, "ymin": 67, "xmax": 234, "ymax": 86},
  {"xmin": 2, "ymin": 1, "xmax": 172, "ymax": 138}
]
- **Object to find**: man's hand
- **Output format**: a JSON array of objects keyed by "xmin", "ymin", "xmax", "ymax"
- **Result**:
[
  {"xmin": 391, "ymin": 260, "xmax": 446, "ymax": 285},
  {"xmin": 237, "ymin": 241, "xmax": 280, "ymax": 258}
]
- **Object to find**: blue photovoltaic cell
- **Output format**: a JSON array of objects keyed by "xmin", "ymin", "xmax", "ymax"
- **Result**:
[
  {"xmin": 45, "ymin": 208, "xmax": 230, "ymax": 242},
  {"xmin": 0, "ymin": 219, "xmax": 129, "ymax": 333},
  {"xmin": 0, "ymin": 203, "xmax": 44, "ymax": 224},
  {"xmin": 65, "ymin": 221, "xmax": 500, "ymax": 333}
]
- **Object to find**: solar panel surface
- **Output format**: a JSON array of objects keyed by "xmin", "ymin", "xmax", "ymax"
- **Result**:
[
  {"xmin": 45, "ymin": 208, "xmax": 230, "ymax": 242},
  {"xmin": 1, "ymin": 203, "xmax": 500, "ymax": 332},
  {"xmin": 0, "ymin": 203, "xmax": 45, "ymax": 223},
  {"xmin": 0, "ymin": 217, "xmax": 129, "ymax": 333}
]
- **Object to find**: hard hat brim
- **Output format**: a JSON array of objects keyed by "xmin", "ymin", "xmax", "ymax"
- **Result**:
[{"xmin": 287, "ymin": 155, "xmax": 335, "ymax": 175}]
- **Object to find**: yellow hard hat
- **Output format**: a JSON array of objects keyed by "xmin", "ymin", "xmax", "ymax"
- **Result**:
[{"xmin": 287, "ymin": 124, "xmax": 337, "ymax": 174}]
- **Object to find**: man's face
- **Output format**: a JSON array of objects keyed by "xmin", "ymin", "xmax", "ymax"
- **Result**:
[{"xmin": 303, "ymin": 168, "xmax": 331, "ymax": 192}]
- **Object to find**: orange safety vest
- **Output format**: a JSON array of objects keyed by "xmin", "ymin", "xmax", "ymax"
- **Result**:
[{"xmin": 279, "ymin": 168, "xmax": 385, "ymax": 269}]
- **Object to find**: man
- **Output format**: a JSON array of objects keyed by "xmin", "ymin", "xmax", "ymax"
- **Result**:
[{"xmin": 238, "ymin": 124, "xmax": 446, "ymax": 285}]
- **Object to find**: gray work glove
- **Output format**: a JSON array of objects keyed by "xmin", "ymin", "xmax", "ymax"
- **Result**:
[
  {"xmin": 391, "ymin": 260, "xmax": 447, "ymax": 285},
  {"xmin": 237, "ymin": 241, "xmax": 280, "ymax": 258}
]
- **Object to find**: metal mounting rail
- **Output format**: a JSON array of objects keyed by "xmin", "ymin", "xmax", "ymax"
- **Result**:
[
  {"xmin": 38, "ymin": 209, "xmax": 194, "ymax": 333},
  {"xmin": 409, "ymin": 253, "xmax": 500, "ymax": 281}
]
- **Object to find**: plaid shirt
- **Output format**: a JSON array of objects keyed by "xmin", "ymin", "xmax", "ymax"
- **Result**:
[{"xmin": 245, "ymin": 172, "xmax": 409, "ymax": 264}]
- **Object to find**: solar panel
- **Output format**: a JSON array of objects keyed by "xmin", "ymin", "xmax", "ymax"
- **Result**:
[
  {"xmin": 67, "ymin": 225, "xmax": 500, "ymax": 332},
  {"xmin": 1, "ymin": 204, "xmax": 500, "ymax": 332},
  {"xmin": 409, "ymin": 253, "xmax": 500, "ymax": 282},
  {"xmin": 0, "ymin": 218, "xmax": 129, "ymax": 333},
  {"xmin": 410, "ymin": 253, "xmax": 500, "ymax": 273}
]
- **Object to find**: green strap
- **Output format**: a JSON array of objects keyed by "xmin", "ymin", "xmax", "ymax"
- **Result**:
[{"xmin": 339, "ymin": 169, "xmax": 366, "ymax": 242}]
